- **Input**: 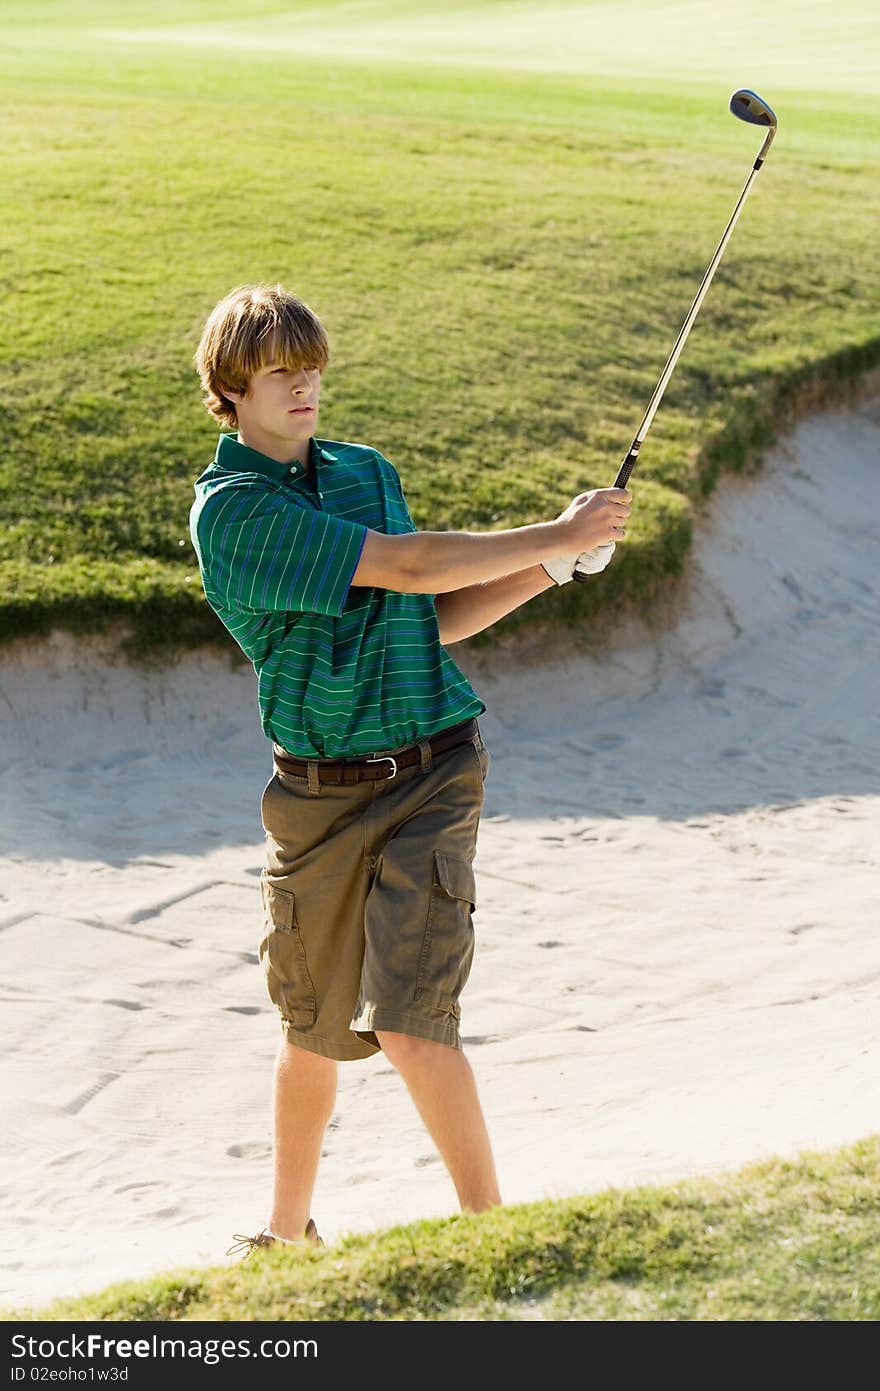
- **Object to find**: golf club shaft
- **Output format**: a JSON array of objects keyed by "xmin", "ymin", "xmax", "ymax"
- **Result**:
[
  {"xmin": 573, "ymin": 123, "xmax": 776, "ymax": 582},
  {"xmin": 614, "ymin": 155, "xmax": 767, "ymax": 489}
]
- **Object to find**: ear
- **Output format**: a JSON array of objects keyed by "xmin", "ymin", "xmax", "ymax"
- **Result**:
[{"xmin": 222, "ymin": 385, "xmax": 246, "ymax": 405}]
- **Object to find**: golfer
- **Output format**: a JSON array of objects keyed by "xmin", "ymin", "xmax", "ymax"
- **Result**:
[{"xmin": 189, "ymin": 284, "xmax": 631, "ymax": 1253}]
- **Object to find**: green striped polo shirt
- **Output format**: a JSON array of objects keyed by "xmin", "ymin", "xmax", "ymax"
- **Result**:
[{"xmin": 189, "ymin": 433, "xmax": 485, "ymax": 757}]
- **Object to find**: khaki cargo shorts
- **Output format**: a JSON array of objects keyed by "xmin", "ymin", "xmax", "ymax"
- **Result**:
[{"xmin": 258, "ymin": 720, "xmax": 491, "ymax": 1061}]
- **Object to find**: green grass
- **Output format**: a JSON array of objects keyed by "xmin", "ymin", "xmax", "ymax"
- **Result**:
[
  {"xmin": 13, "ymin": 1136, "xmax": 880, "ymax": 1321},
  {"xmin": 2, "ymin": 2, "xmax": 879, "ymax": 657}
]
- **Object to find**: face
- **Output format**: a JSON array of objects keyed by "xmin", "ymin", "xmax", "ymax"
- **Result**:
[{"xmin": 226, "ymin": 360, "xmax": 322, "ymax": 461}]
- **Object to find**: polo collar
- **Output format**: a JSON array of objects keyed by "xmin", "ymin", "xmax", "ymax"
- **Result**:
[{"xmin": 215, "ymin": 433, "xmax": 338, "ymax": 480}]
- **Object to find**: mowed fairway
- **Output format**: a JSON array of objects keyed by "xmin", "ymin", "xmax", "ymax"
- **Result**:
[{"xmin": 1, "ymin": 0, "xmax": 879, "ymax": 651}]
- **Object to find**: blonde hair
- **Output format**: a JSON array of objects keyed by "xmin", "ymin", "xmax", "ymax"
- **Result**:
[{"xmin": 195, "ymin": 284, "xmax": 330, "ymax": 429}]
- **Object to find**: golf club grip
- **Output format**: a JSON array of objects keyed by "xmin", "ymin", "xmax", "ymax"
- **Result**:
[
  {"xmin": 613, "ymin": 443, "xmax": 641, "ymax": 491},
  {"xmin": 571, "ymin": 445, "xmax": 639, "ymax": 583}
]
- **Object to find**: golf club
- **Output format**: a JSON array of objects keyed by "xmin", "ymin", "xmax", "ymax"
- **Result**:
[{"xmin": 572, "ymin": 88, "xmax": 778, "ymax": 582}]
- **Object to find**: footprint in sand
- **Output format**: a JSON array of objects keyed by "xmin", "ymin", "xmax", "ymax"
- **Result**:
[
  {"xmin": 61, "ymin": 1073, "xmax": 118, "ymax": 1116},
  {"xmin": 226, "ymin": 1141, "xmax": 272, "ymax": 1160}
]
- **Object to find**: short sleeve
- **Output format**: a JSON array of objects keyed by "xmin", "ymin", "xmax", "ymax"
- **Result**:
[
  {"xmin": 375, "ymin": 452, "xmax": 419, "ymax": 534},
  {"xmin": 373, "ymin": 452, "xmax": 436, "ymax": 603},
  {"xmin": 193, "ymin": 485, "xmax": 367, "ymax": 617}
]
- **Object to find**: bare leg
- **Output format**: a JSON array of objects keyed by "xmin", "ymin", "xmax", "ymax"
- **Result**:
[
  {"xmin": 375, "ymin": 1031, "xmax": 501, "ymax": 1211},
  {"xmin": 269, "ymin": 1038, "xmax": 337, "ymax": 1240}
]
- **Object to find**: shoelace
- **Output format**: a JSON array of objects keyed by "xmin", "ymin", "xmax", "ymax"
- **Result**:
[
  {"xmin": 226, "ymin": 1229, "xmax": 274, "ymax": 1259},
  {"xmin": 226, "ymin": 1220, "xmax": 324, "ymax": 1258}
]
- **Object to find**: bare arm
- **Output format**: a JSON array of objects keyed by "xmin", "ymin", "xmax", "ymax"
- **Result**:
[
  {"xmin": 350, "ymin": 484, "xmax": 630, "ymax": 594},
  {"xmin": 435, "ymin": 565, "xmax": 555, "ymax": 645},
  {"xmin": 350, "ymin": 520, "xmax": 564, "ymax": 594}
]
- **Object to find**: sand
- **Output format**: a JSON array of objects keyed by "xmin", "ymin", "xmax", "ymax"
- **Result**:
[{"xmin": 1, "ymin": 393, "xmax": 878, "ymax": 1312}]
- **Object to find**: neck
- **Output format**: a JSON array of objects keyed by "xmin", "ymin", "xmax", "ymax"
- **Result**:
[{"xmin": 235, "ymin": 421, "xmax": 311, "ymax": 469}]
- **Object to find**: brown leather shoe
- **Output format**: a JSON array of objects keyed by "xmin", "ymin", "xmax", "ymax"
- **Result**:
[
  {"xmin": 304, "ymin": 1218, "xmax": 324, "ymax": 1247},
  {"xmin": 226, "ymin": 1219, "xmax": 323, "ymax": 1258}
]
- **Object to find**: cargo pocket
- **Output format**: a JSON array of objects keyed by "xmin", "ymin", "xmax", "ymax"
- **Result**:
[
  {"xmin": 259, "ymin": 871, "xmax": 317, "ymax": 1027},
  {"xmin": 414, "ymin": 850, "xmax": 477, "ymax": 1013}
]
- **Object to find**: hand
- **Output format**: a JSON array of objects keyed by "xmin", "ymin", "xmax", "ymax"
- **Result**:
[
  {"xmin": 554, "ymin": 486, "xmax": 631, "ymax": 554},
  {"xmin": 542, "ymin": 543, "xmax": 615, "ymax": 585}
]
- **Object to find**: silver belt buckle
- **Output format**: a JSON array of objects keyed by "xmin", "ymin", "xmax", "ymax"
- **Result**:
[{"xmin": 365, "ymin": 754, "xmax": 398, "ymax": 779}]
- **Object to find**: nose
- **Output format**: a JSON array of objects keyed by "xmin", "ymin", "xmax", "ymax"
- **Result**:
[{"xmin": 290, "ymin": 370, "xmax": 318, "ymax": 398}]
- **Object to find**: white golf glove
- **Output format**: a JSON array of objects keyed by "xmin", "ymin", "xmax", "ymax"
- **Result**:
[{"xmin": 541, "ymin": 543, "xmax": 616, "ymax": 585}]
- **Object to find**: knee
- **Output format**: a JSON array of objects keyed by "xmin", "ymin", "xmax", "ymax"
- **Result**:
[
  {"xmin": 375, "ymin": 1029, "xmax": 445, "ymax": 1068},
  {"xmin": 277, "ymin": 1037, "xmax": 337, "ymax": 1079}
]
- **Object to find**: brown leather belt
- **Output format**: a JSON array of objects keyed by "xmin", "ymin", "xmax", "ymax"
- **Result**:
[{"xmin": 273, "ymin": 718, "xmax": 479, "ymax": 784}]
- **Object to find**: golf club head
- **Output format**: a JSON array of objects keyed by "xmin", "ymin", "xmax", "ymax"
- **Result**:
[{"xmin": 730, "ymin": 89, "xmax": 777, "ymax": 129}]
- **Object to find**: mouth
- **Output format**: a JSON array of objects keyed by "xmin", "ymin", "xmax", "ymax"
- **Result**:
[{"xmin": 289, "ymin": 406, "xmax": 316, "ymax": 415}]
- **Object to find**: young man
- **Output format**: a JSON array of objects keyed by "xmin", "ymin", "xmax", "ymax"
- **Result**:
[{"xmin": 189, "ymin": 284, "xmax": 631, "ymax": 1253}]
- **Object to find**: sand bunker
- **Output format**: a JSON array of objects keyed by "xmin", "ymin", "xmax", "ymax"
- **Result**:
[{"xmin": 1, "ymin": 392, "xmax": 878, "ymax": 1310}]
